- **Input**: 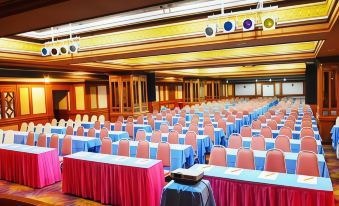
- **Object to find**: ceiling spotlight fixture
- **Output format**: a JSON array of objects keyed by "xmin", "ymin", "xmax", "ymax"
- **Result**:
[
  {"xmin": 269, "ymin": 78, "xmax": 272, "ymax": 82},
  {"xmin": 50, "ymin": 47, "xmax": 60, "ymax": 56},
  {"xmin": 283, "ymin": 78, "xmax": 286, "ymax": 81},
  {"xmin": 256, "ymin": 79, "xmax": 258, "ymax": 82},
  {"xmin": 262, "ymin": 16, "xmax": 276, "ymax": 31},
  {"xmin": 243, "ymin": 18, "xmax": 255, "ymax": 31},
  {"xmin": 41, "ymin": 47, "xmax": 50, "ymax": 56},
  {"xmin": 223, "ymin": 20, "xmax": 236, "ymax": 33},
  {"xmin": 60, "ymin": 45, "xmax": 69, "ymax": 55},
  {"xmin": 204, "ymin": 24, "xmax": 217, "ymax": 37},
  {"xmin": 226, "ymin": 80, "xmax": 229, "ymax": 83}
]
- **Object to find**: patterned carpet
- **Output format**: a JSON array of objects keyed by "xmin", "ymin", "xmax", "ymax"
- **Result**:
[{"xmin": 0, "ymin": 145, "xmax": 337, "ymax": 206}]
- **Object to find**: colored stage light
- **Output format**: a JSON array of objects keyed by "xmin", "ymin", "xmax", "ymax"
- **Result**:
[
  {"xmin": 263, "ymin": 17, "xmax": 276, "ymax": 30},
  {"xmin": 243, "ymin": 18, "xmax": 255, "ymax": 31},
  {"xmin": 204, "ymin": 24, "xmax": 217, "ymax": 37},
  {"xmin": 223, "ymin": 20, "xmax": 235, "ymax": 33}
]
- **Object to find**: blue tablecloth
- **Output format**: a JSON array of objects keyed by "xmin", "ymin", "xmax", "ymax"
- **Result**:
[
  {"xmin": 112, "ymin": 141, "xmax": 195, "ymax": 171},
  {"xmin": 50, "ymin": 126, "xmax": 66, "ymax": 134},
  {"xmin": 331, "ymin": 125, "xmax": 339, "ymax": 150},
  {"xmin": 111, "ymin": 123, "xmax": 152, "ymax": 138},
  {"xmin": 161, "ymin": 180, "xmax": 216, "ymax": 206},
  {"xmin": 251, "ymin": 129, "xmax": 321, "ymax": 140},
  {"xmin": 82, "ymin": 129, "xmax": 129, "ymax": 142}
]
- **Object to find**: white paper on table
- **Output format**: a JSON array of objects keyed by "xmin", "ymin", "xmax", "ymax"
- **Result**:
[
  {"xmin": 73, "ymin": 152, "xmax": 88, "ymax": 157},
  {"xmin": 135, "ymin": 159, "xmax": 150, "ymax": 164},
  {"xmin": 93, "ymin": 154, "xmax": 107, "ymax": 159},
  {"xmin": 198, "ymin": 165, "xmax": 214, "ymax": 172},
  {"xmin": 224, "ymin": 167, "xmax": 243, "ymax": 176},
  {"xmin": 115, "ymin": 157, "xmax": 129, "ymax": 161},
  {"xmin": 297, "ymin": 175, "xmax": 317, "ymax": 184},
  {"xmin": 258, "ymin": 171, "xmax": 279, "ymax": 180}
]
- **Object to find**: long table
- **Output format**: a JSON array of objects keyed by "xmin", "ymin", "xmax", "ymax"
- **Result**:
[
  {"xmin": 82, "ymin": 129, "xmax": 129, "ymax": 142},
  {"xmin": 330, "ymin": 125, "xmax": 339, "ymax": 150},
  {"xmin": 251, "ymin": 129, "xmax": 321, "ymax": 140},
  {"xmin": 62, "ymin": 152, "xmax": 164, "ymax": 206},
  {"xmin": 0, "ymin": 144, "xmax": 61, "ymax": 188},
  {"xmin": 189, "ymin": 164, "xmax": 334, "ymax": 206}
]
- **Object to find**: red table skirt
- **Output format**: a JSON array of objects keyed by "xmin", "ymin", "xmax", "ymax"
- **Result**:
[
  {"xmin": 205, "ymin": 176, "xmax": 335, "ymax": 206},
  {"xmin": 0, "ymin": 148, "xmax": 61, "ymax": 188},
  {"xmin": 62, "ymin": 157, "xmax": 164, "ymax": 206}
]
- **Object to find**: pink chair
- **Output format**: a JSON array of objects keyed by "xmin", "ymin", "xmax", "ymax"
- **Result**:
[
  {"xmin": 296, "ymin": 151, "xmax": 319, "ymax": 176},
  {"xmin": 26, "ymin": 131, "xmax": 35, "ymax": 146},
  {"xmin": 284, "ymin": 120, "xmax": 295, "ymax": 130},
  {"xmin": 236, "ymin": 112, "xmax": 243, "ymax": 119},
  {"xmin": 203, "ymin": 124, "xmax": 215, "ymax": 143},
  {"xmin": 117, "ymin": 115, "xmax": 124, "ymax": 123},
  {"xmin": 76, "ymin": 126, "xmax": 84, "ymax": 136},
  {"xmin": 251, "ymin": 120, "xmax": 261, "ymax": 129},
  {"xmin": 151, "ymin": 130, "xmax": 162, "ymax": 143},
  {"xmin": 37, "ymin": 133, "xmax": 47, "ymax": 147},
  {"xmin": 173, "ymin": 123, "xmax": 183, "ymax": 134},
  {"xmin": 260, "ymin": 126, "xmax": 272, "ymax": 138},
  {"xmin": 272, "ymin": 116, "xmax": 281, "ymax": 124},
  {"xmin": 300, "ymin": 127, "xmax": 315, "ymax": 138},
  {"xmin": 127, "ymin": 116, "xmax": 134, "ymax": 123},
  {"xmin": 188, "ymin": 123, "xmax": 199, "ymax": 134},
  {"xmin": 185, "ymin": 131, "xmax": 197, "ymax": 153},
  {"xmin": 160, "ymin": 123, "xmax": 169, "ymax": 133},
  {"xmin": 217, "ymin": 119, "xmax": 227, "ymax": 135},
  {"xmin": 157, "ymin": 142, "xmax": 171, "ymax": 172},
  {"xmin": 137, "ymin": 115, "xmax": 144, "ymax": 124},
  {"xmin": 114, "ymin": 121, "xmax": 123, "ymax": 131},
  {"xmin": 136, "ymin": 140, "xmax": 150, "ymax": 159},
  {"xmin": 258, "ymin": 115, "xmax": 266, "ymax": 124},
  {"xmin": 104, "ymin": 121, "xmax": 111, "ymax": 131},
  {"xmin": 178, "ymin": 117, "xmax": 186, "ymax": 127},
  {"xmin": 168, "ymin": 130, "xmax": 179, "ymax": 144},
  {"xmin": 240, "ymin": 126, "xmax": 252, "ymax": 137},
  {"xmin": 50, "ymin": 134, "xmax": 59, "ymax": 150},
  {"xmin": 100, "ymin": 128, "xmax": 109, "ymax": 140},
  {"xmin": 264, "ymin": 149, "xmax": 286, "ymax": 173},
  {"xmin": 62, "ymin": 135, "xmax": 72, "ymax": 156},
  {"xmin": 209, "ymin": 145, "xmax": 227, "ymax": 167},
  {"xmin": 264, "ymin": 112, "xmax": 271, "ymax": 120},
  {"xmin": 166, "ymin": 114, "xmax": 173, "ymax": 126},
  {"xmin": 156, "ymin": 114, "xmax": 162, "ymax": 120},
  {"xmin": 279, "ymin": 126, "xmax": 293, "ymax": 139},
  {"xmin": 118, "ymin": 139, "xmax": 130, "ymax": 156},
  {"xmin": 66, "ymin": 126, "xmax": 73, "ymax": 135},
  {"xmin": 147, "ymin": 117, "xmax": 155, "ymax": 130},
  {"xmin": 135, "ymin": 129, "xmax": 146, "ymax": 141},
  {"xmin": 100, "ymin": 137, "xmax": 112, "ymax": 155},
  {"xmin": 301, "ymin": 120, "xmax": 312, "ymax": 128},
  {"xmin": 226, "ymin": 115, "xmax": 235, "ymax": 124},
  {"xmin": 228, "ymin": 133, "xmax": 242, "ymax": 149},
  {"xmin": 250, "ymin": 135, "xmax": 266, "ymax": 151},
  {"xmin": 94, "ymin": 121, "xmax": 101, "ymax": 130},
  {"xmin": 214, "ymin": 113, "xmax": 222, "ymax": 122},
  {"xmin": 300, "ymin": 136, "xmax": 318, "ymax": 153},
  {"xmin": 275, "ymin": 135, "xmax": 291, "ymax": 152},
  {"xmin": 280, "ymin": 109, "xmax": 286, "ymax": 115},
  {"xmin": 203, "ymin": 119, "xmax": 213, "ymax": 128},
  {"xmin": 236, "ymin": 148, "xmax": 255, "ymax": 170},
  {"xmin": 125, "ymin": 122, "xmax": 134, "ymax": 138},
  {"xmin": 267, "ymin": 120, "xmax": 278, "ymax": 130},
  {"xmin": 87, "ymin": 128, "xmax": 96, "ymax": 137},
  {"xmin": 269, "ymin": 109, "xmax": 275, "ymax": 115},
  {"xmin": 243, "ymin": 110, "xmax": 249, "ymax": 115}
]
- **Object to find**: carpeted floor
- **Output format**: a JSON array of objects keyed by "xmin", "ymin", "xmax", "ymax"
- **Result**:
[{"xmin": 323, "ymin": 144, "xmax": 339, "ymax": 204}]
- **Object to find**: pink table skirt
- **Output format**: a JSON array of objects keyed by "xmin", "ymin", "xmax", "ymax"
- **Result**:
[
  {"xmin": 0, "ymin": 148, "xmax": 61, "ymax": 188},
  {"xmin": 205, "ymin": 176, "xmax": 335, "ymax": 206},
  {"xmin": 62, "ymin": 157, "xmax": 164, "ymax": 206}
]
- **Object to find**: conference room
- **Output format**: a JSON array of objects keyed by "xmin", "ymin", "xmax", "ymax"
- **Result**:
[{"xmin": 0, "ymin": 0, "xmax": 338, "ymax": 205}]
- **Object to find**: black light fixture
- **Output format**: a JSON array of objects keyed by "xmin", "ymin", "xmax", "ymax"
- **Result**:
[{"xmin": 204, "ymin": 24, "xmax": 217, "ymax": 37}]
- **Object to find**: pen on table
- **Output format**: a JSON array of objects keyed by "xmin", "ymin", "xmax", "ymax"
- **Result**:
[
  {"xmin": 303, "ymin": 177, "xmax": 314, "ymax": 181},
  {"xmin": 230, "ymin": 168, "xmax": 242, "ymax": 173},
  {"xmin": 265, "ymin": 172, "xmax": 276, "ymax": 177}
]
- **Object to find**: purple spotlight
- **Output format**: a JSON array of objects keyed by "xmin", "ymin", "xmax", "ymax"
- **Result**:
[{"xmin": 243, "ymin": 19, "xmax": 254, "ymax": 30}]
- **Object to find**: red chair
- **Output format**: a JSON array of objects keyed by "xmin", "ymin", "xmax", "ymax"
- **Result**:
[
  {"xmin": 160, "ymin": 123, "xmax": 169, "ymax": 133},
  {"xmin": 251, "ymin": 120, "xmax": 261, "ymax": 129},
  {"xmin": 250, "ymin": 135, "xmax": 266, "ymax": 151},
  {"xmin": 118, "ymin": 139, "xmax": 130, "ymax": 156},
  {"xmin": 26, "ymin": 131, "xmax": 35, "ymax": 146},
  {"xmin": 217, "ymin": 119, "xmax": 227, "ymax": 135},
  {"xmin": 125, "ymin": 122, "xmax": 134, "ymax": 138},
  {"xmin": 243, "ymin": 110, "xmax": 249, "ymax": 115},
  {"xmin": 62, "ymin": 135, "xmax": 72, "ymax": 156},
  {"xmin": 209, "ymin": 145, "xmax": 227, "ymax": 167},
  {"xmin": 267, "ymin": 120, "xmax": 278, "ymax": 130},
  {"xmin": 203, "ymin": 124, "xmax": 215, "ymax": 143},
  {"xmin": 147, "ymin": 117, "xmax": 155, "ymax": 131},
  {"xmin": 66, "ymin": 126, "xmax": 73, "ymax": 135},
  {"xmin": 272, "ymin": 116, "xmax": 281, "ymax": 124},
  {"xmin": 166, "ymin": 114, "xmax": 173, "ymax": 126},
  {"xmin": 191, "ymin": 115, "xmax": 199, "ymax": 125},
  {"xmin": 226, "ymin": 115, "xmax": 235, "ymax": 124},
  {"xmin": 300, "ymin": 127, "xmax": 315, "ymax": 138},
  {"xmin": 301, "ymin": 120, "xmax": 312, "ymax": 128},
  {"xmin": 178, "ymin": 117, "xmax": 186, "ymax": 127},
  {"xmin": 269, "ymin": 109, "xmax": 275, "ymax": 115},
  {"xmin": 99, "ymin": 128, "xmax": 109, "ymax": 140},
  {"xmin": 50, "ymin": 134, "xmax": 59, "ymax": 150},
  {"xmin": 188, "ymin": 123, "xmax": 199, "ymax": 134},
  {"xmin": 260, "ymin": 126, "xmax": 272, "ymax": 138},
  {"xmin": 168, "ymin": 130, "xmax": 179, "ymax": 144},
  {"xmin": 87, "ymin": 128, "xmax": 96, "ymax": 137},
  {"xmin": 214, "ymin": 113, "xmax": 222, "ymax": 122},
  {"xmin": 236, "ymin": 148, "xmax": 255, "ymax": 170},
  {"xmin": 173, "ymin": 123, "xmax": 183, "ymax": 134},
  {"xmin": 137, "ymin": 115, "xmax": 144, "ymax": 124},
  {"xmin": 127, "ymin": 116, "xmax": 134, "ymax": 123},
  {"xmin": 117, "ymin": 115, "xmax": 124, "ymax": 123},
  {"xmin": 264, "ymin": 112, "xmax": 271, "ymax": 120},
  {"xmin": 136, "ymin": 140, "xmax": 150, "ymax": 159},
  {"xmin": 101, "ymin": 137, "xmax": 112, "ymax": 155},
  {"xmin": 228, "ymin": 133, "xmax": 242, "ymax": 149},
  {"xmin": 157, "ymin": 142, "xmax": 171, "ymax": 174},
  {"xmin": 104, "ymin": 121, "xmax": 111, "ymax": 131},
  {"xmin": 185, "ymin": 131, "xmax": 198, "ymax": 153},
  {"xmin": 156, "ymin": 114, "xmax": 162, "ymax": 120},
  {"xmin": 300, "ymin": 136, "xmax": 318, "ymax": 153},
  {"xmin": 37, "ymin": 133, "xmax": 47, "ymax": 147},
  {"xmin": 284, "ymin": 120, "xmax": 295, "ymax": 130},
  {"xmin": 258, "ymin": 115, "xmax": 266, "ymax": 124},
  {"xmin": 279, "ymin": 126, "xmax": 293, "ymax": 139},
  {"xmin": 264, "ymin": 149, "xmax": 286, "ymax": 173},
  {"xmin": 296, "ymin": 151, "xmax": 319, "ymax": 176},
  {"xmin": 203, "ymin": 119, "xmax": 213, "ymax": 128},
  {"xmin": 135, "ymin": 129, "xmax": 146, "ymax": 141},
  {"xmin": 280, "ymin": 109, "xmax": 286, "ymax": 115},
  {"xmin": 236, "ymin": 112, "xmax": 243, "ymax": 119},
  {"xmin": 151, "ymin": 130, "xmax": 162, "ymax": 143},
  {"xmin": 76, "ymin": 126, "xmax": 84, "ymax": 136},
  {"xmin": 275, "ymin": 135, "xmax": 291, "ymax": 152},
  {"xmin": 94, "ymin": 121, "xmax": 101, "ymax": 130},
  {"xmin": 114, "ymin": 121, "xmax": 123, "ymax": 131},
  {"xmin": 240, "ymin": 126, "xmax": 252, "ymax": 137}
]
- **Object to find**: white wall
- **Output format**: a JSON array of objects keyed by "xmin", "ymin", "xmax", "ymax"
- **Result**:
[
  {"xmin": 235, "ymin": 83, "xmax": 256, "ymax": 96},
  {"xmin": 282, "ymin": 82, "xmax": 303, "ymax": 95},
  {"xmin": 262, "ymin": 84, "xmax": 274, "ymax": 96}
]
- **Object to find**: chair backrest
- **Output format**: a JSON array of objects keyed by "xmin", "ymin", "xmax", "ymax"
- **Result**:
[
  {"xmin": 209, "ymin": 145, "xmax": 227, "ymax": 167},
  {"xmin": 75, "ymin": 114, "xmax": 81, "ymax": 122},
  {"xmin": 264, "ymin": 149, "xmax": 286, "ymax": 173},
  {"xmin": 226, "ymin": 115, "xmax": 235, "ymax": 124},
  {"xmin": 267, "ymin": 120, "xmax": 278, "ymax": 130},
  {"xmin": 217, "ymin": 119, "xmax": 227, "ymax": 135},
  {"xmin": 104, "ymin": 121, "xmax": 111, "ymax": 131},
  {"xmin": 94, "ymin": 120, "xmax": 101, "ymax": 130},
  {"xmin": 151, "ymin": 130, "xmax": 162, "ymax": 143},
  {"xmin": 279, "ymin": 126, "xmax": 293, "ymax": 139},
  {"xmin": 269, "ymin": 109, "xmax": 275, "ymax": 115},
  {"xmin": 260, "ymin": 126, "xmax": 272, "ymax": 138},
  {"xmin": 66, "ymin": 126, "xmax": 73, "ymax": 135},
  {"xmin": 37, "ymin": 133, "xmax": 47, "ymax": 147},
  {"xmin": 250, "ymin": 135, "xmax": 266, "ymax": 150},
  {"xmin": 156, "ymin": 114, "xmax": 162, "ymax": 120},
  {"xmin": 173, "ymin": 123, "xmax": 183, "ymax": 134},
  {"xmin": 300, "ymin": 127, "xmax": 314, "ymax": 138},
  {"xmin": 117, "ymin": 115, "xmax": 124, "ymax": 123},
  {"xmin": 275, "ymin": 135, "xmax": 291, "ymax": 152},
  {"xmin": 51, "ymin": 119, "xmax": 58, "ymax": 126},
  {"xmin": 90, "ymin": 115, "xmax": 98, "ymax": 122},
  {"xmin": 136, "ymin": 140, "xmax": 150, "ymax": 159},
  {"xmin": 44, "ymin": 123, "xmax": 52, "ymax": 134},
  {"xmin": 214, "ymin": 113, "xmax": 222, "ymax": 122},
  {"xmin": 114, "ymin": 121, "xmax": 123, "ymax": 131},
  {"xmin": 168, "ymin": 130, "xmax": 179, "ymax": 144},
  {"xmin": 264, "ymin": 112, "xmax": 271, "ymax": 120},
  {"xmin": 203, "ymin": 124, "xmax": 215, "ymax": 143},
  {"xmin": 27, "ymin": 122, "xmax": 35, "ymax": 132},
  {"xmin": 228, "ymin": 133, "xmax": 242, "ymax": 149},
  {"xmin": 236, "ymin": 112, "xmax": 243, "ymax": 119},
  {"xmin": 236, "ymin": 148, "xmax": 255, "ymax": 170},
  {"xmin": 58, "ymin": 119, "xmax": 65, "ymax": 127},
  {"xmin": 251, "ymin": 120, "xmax": 262, "ymax": 129},
  {"xmin": 185, "ymin": 131, "xmax": 197, "ymax": 151},
  {"xmin": 118, "ymin": 139, "xmax": 130, "ymax": 156},
  {"xmin": 178, "ymin": 117, "xmax": 186, "ymax": 127},
  {"xmin": 160, "ymin": 123, "xmax": 169, "ymax": 133},
  {"xmin": 203, "ymin": 119, "xmax": 212, "ymax": 128},
  {"xmin": 66, "ymin": 119, "xmax": 73, "ymax": 127},
  {"xmin": 100, "ymin": 128, "xmax": 109, "ymax": 140},
  {"xmin": 188, "ymin": 123, "xmax": 198, "ymax": 134},
  {"xmin": 50, "ymin": 134, "xmax": 59, "ymax": 150},
  {"xmin": 147, "ymin": 117, "xmax": 155, "ymax": 130},
  {"xmin": 136, "ymin": 115, "xmax": 144, "ymax": 124},
  {"xmin": 3, "ymin": 130, "xmax": 14, "ymax": 144},
  {"xmin": 296, "ymin": 150, "xmax": 319, "ymax": 176},
  {"xmin": 100, "ymin": 137, "xmax": 112, "ymax": 155},
  {"xmin": 26, "ymin": 131, "xmax": 35, "ymax": 146},
  {"xmin": 127, "ymin": 116, "xmax": 134, "ymax": 123},
  {"xmin": 20, "ymin": 122, "xmax": 28, "ymax": 132},
  {"xmin": 87, "ymin": 128, "xmax": 96, "ymax": 137},
  {"xmin": 258, "ymin": 115, "xmax": 266, "ymax": 124},
  {"xmin": 240, "ymin": 126, "xmax": 252, "ymax": 137},
  {"xmin": 135, "ymin": 129, "xmax": 146, "ymax": 141},
  {"xmin": 125, "ymin": 122, "xmax": 134, "ymax": 138},
  {"xmin": 35, "ymin": 123, "xmax": 43, "ymax": 134},
  {"xmin": 82, "ymin": 114, "xmax": 89, "ymax": 122},
  {"xmin": 301, "ymin": 120, "xmax": 312, "ymax": 128},
  {"xmin": 300, "ymin": 136, "xmax": 318, "ymax": 153},
  {"xmin": 272, "ymin": 116, "xmax": 281, "ymax": 124},
  {"xmin": 98, "ymin": 115, "xmax": 105, "ymax": 123},
  {"xmin": 166, "ymin": 114, "xmax": 173, "ymax": 126},
  {"xmin": 284, "ymin": 120, "xmax": 295, "ymax": 130},
  {"xmin": 62, "ymin": 135, "xmax": 72, "ymax": 156},
  {"xmin": 157, "ymin": 142, "xmax": 171, "ymax": 167}
]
